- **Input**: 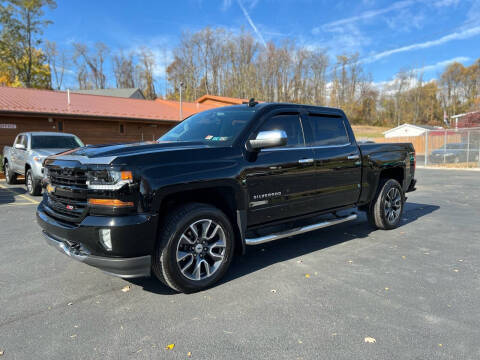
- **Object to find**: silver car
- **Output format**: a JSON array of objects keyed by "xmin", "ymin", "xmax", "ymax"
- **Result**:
[{"xmin": 3, "ymin": 132, "xmax": 84, "ymax": 195}]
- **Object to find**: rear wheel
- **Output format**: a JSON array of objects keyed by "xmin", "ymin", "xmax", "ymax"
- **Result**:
[
  {"xmin": 367, "ymin": 179, "xmax": 404, "ymax": 230},
  {"xmin": 4, "ymin": 162, "xmax": 17, "ymax": 184},
  {"xmin": 152, "ymin": 203, "xmax": 235, "ymax": 293},
  {"xmin": 26, "ymin": 169, "xmax": 42, "ymax": 196}
]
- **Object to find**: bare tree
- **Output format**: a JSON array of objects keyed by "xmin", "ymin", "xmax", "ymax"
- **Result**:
[
  {"xmin": 73, "ymin": 41, "xmax": 109, "ymax": 89},
  {"xmin": 113, "ymin": 51, "xmax": 135, "ymax": 88},
  {"xmin": 44, "ymin": 40, "xmax": 68, "ymax": 89},
  {"xmin": 137, "ymin": 47, "xmax": 156, "ymax": 99}
]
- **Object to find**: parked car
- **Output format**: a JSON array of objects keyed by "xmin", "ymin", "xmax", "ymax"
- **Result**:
[
  {"xmin": 429, "ymin": 142, "xmax": 480, "ymax": 163},
  {"xmin": 37, "ymin": 102, "xmax": 416, "ymax": 293},
  {"xmin": 3, "ymin": 132, "xmax": 84, "ymax": 195}
]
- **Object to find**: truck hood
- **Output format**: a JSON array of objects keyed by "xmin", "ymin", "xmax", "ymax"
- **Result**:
[
  {"xmin": 431, "ymin": 149, "xmax": 463, "ymax": 155},
  {"xmin": 33, "ymin": 148, "xmax": 72, "ymax": 157},
  {"xmin": 49, "ymin": 141, "xmax": 210, "ymax": 164}
]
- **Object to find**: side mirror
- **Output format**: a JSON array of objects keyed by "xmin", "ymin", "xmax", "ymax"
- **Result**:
[
  {"xmin": 14, "ymin": 143, "xmax": 26, "ymax": 150},
  {"xmin": 248, "ymin": 130, "xmax": 288, "ymax": 150}
]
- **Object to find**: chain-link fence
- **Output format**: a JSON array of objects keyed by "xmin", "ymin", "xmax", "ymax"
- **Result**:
[
  {"xmin": 374, "ymin": 127, "xmax": 480, "ymax": 168},
  {"xmin": 423, "ymin": 127, "xmax": 480, "ymax": 168}
]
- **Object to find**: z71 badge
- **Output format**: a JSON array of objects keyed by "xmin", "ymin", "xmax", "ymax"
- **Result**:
[{"xmin": 252, "ymin": 192, "xmax": 281, "ymax": 200}]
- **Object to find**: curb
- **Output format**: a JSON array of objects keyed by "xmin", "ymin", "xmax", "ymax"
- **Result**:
[{"xmin": 416, "ymin": 166, "xmax": 480, "ymax": 172}]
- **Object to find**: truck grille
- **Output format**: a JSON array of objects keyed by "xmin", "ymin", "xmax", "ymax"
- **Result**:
[
  {"xmin": 44, "ymin": 164, "xmax": 88, "ymax": 223},
  {"xmin": 49, "ymin": 167, "xmax": 87, "ymax": 188},
  {"xmin": 46, "ymin": 193, "xmax": 87, "ymax": 221}
]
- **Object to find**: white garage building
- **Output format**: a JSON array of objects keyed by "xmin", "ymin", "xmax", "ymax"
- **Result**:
[{"xmin": 383, "ymin": 124, "xmax": 443, "ymax": 138}]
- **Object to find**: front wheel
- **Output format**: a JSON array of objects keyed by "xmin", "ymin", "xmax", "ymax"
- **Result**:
[
  {"xmin": 26, "ymin": 169, "xmax": 42, "ymax": 196},
  {"xmin": 4, "ymin": 162, "xmax": 17, "ymax": 184},
  {"xmin": 152, "ymin": 203, "xmax": 235, "ymax": 293},
  {"xmin": 367, "ymin": 179, "xmax": 404, "ymax": 230}
]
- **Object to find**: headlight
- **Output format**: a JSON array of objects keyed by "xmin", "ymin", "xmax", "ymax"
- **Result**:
[
  {"xmin": 33, "ymin": 156, "xmax": 44, "ymax": 162},
  {"xmin": 86, "ymin": 170, "xmax": 133, "ymax": 190}
]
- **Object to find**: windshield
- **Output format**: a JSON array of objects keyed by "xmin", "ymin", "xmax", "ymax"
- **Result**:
[
  {"xmin": 31, "ymin": 135, "xmax": 84, "ymax": 149},
  {"xmin": 159, "ymin": 108, "xmax": 256, "ymax": 145}
]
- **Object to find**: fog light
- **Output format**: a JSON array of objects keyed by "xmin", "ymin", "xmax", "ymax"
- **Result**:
[{"xmin": 99, "ymin": 229, "xmax": 112, "ymax": 251}]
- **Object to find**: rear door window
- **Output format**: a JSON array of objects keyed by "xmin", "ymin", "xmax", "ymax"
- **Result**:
[{"xmin": 307, "ymin": 115, "xmax": 350, "ymax": 146}]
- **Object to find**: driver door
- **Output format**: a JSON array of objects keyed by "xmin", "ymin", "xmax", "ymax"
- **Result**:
[
  {"xmin": 12, "ymin": 135, "xmax": 26, "ymax": 173},
  {"xmin": 244, "ymin": 112, "xmax": 317, "ymax": 226}
]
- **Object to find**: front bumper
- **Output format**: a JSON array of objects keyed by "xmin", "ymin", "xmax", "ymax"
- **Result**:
[
  {"xmin": 42, "ymin": 231, "xmax": 151, "ymax": 278},
  {"xmin": 37, "ymin": 202, "xmax": 158, "ymax": 278}
]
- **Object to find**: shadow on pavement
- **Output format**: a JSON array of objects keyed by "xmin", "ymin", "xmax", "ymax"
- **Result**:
[
  {"xmin": 0, "ymin": 182, "xmax": 30, "ymax": 205},
  {"xmin": 0, "ymin": 186, "xmax": 16, "ymax": 205},
  {"xmin": 130, "ymin": 202, "xmax": 439, "ymax": 295}
]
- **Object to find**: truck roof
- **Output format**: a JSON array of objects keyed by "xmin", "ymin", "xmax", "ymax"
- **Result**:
[
  {"xmin": 18, "ymin": 132, "xmax": 78, "ymax": 137},
  {"xmin": 212, "ymin": 102, "xmax": 345, "ymax": 115}
]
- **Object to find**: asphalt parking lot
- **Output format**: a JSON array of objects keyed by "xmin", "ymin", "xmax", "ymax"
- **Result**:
[{"xmin": 0, "ymin": 168, "xmax": 479, "ymax": 360}]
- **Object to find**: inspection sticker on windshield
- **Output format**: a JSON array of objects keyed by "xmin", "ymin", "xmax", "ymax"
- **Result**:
[{"xmin": 205, "ymin": 135, "xmax": 229, "ymax": 141}]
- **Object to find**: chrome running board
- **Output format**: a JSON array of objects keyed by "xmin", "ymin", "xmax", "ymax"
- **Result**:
[{"xmin": 245, "ymin": 213, "xmax": 357, "ymax": 246}]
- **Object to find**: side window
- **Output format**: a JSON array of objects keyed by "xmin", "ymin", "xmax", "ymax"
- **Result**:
[
  {"xmin": 257, "ymin": 114, "xmax": 305, "ymax": 148},
  {"xmin": 21, "ymin": 135, "xmax": 28, "ymax": 148},
  {"xmin": 14, "ymin": 135, "xmax": 20, "ymax": 146},
  {"xmin": 308, "ymin": 115, "xmax": 350, "ymax": 146}
]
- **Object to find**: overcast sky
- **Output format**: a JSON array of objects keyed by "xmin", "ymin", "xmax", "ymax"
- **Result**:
[{"xmin": 44, "ymin": 0, "xmax": 480, "ymax": 90}]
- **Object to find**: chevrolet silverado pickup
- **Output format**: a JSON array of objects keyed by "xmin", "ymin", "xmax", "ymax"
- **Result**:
[
  {"xmin": 3, "ymin": 132, "xmax": 84, "ymax": 195},
  {"xmin": 37, "ymin": 101, "xmax": 416, "ymax": 293}
]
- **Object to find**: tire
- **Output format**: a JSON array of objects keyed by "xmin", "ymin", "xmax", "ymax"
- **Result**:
[
  {"xmin": 4, "ymin": 162, "xmax": 17, "ymax": 184},
  {"xmin": 26, "ymin": 169, "xmax": 42, "ymax": 196},
  {"xmin": 367, "ymin": 179, "xmax": 404, "ymax": 230},
  {"xmin": 152, "ymin": 203, "xmax": 235, "ymax": 293}
]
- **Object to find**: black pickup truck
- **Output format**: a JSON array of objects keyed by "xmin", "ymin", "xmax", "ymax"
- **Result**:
[{"xmin": 37, "ymin": 101, "xmax": 416, "ymax": 292}]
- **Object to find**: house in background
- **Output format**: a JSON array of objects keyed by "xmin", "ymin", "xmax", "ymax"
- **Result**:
[
  {"xmin": 0, "ymin": 87, "xmax": 180, "ymax": 148},
  {"xmin": 196, "ymin": 94, "xmax": 248, "ymax": 107},
  {"xmin": 450, "ymin": 111, "xmax": 480, "ymax": 128},
  {"xmin": 383, "ymin": 124, "xmax": 443, "ymax": 138},
  {"xmin": 0, "ymin": 88, "xmax": 249, "ymax": 149},
  {"xmin": 72, "ymin": 88, "xmax": 146, "ymax": 99}
]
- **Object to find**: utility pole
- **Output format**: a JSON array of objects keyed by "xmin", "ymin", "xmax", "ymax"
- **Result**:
[{"xmin": 179, "ymin": 81, "xmax": 184, "ymax": 120}]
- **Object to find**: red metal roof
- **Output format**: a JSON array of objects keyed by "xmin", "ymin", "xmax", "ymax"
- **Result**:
[
  {"xmin": 0, "ymin": 86, "xmax": 183, "ymax": 122},
  {"xmin": 196, "ymin": 94, "xmax": 249, "ymax": 106},
  {"xmin": 154, "ymin": 98, "xmax": 217, "ymax": 118}
]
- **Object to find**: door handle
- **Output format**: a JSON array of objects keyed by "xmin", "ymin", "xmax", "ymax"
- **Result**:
[
  {"xmin": 298, "ymin": 158, "xmax": 314, "ymax": 164},
  {"xmin": 347, "ymin": 154, "xmax": 359, "ymax": 160}
]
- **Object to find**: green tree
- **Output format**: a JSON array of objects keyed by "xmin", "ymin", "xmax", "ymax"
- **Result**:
[{"xmin": 0, "ymin": 0, "xmax": 56, "ymax": 88}]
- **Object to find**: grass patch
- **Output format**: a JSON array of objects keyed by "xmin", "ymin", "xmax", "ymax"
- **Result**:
[{"xmin": 351, "ymin": 125, "xmax": 389, "ymax": 139}]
